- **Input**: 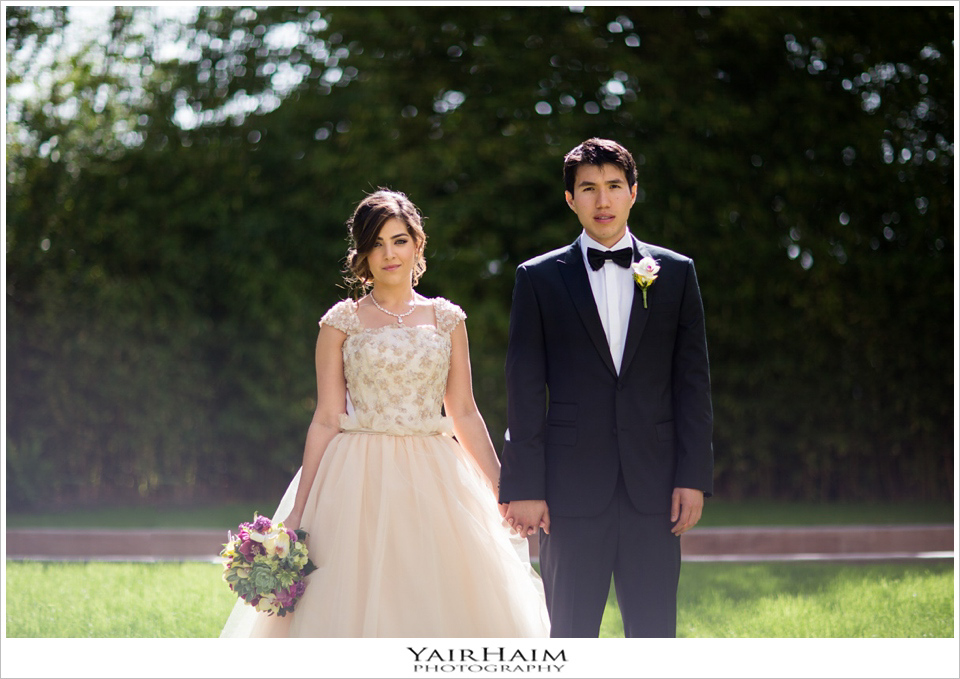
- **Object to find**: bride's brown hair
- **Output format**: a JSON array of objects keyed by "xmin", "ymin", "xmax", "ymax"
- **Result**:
[{"xmin": 345, "ymin": 189, "xmax": 427, "ymax": 294}]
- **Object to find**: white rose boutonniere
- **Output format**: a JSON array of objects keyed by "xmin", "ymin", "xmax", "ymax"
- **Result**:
[{"xmin": 632, "ymin": 257, "xmax": 660, "ymax": 308}]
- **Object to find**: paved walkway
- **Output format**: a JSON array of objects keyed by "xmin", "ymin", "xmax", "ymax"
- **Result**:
[{"xmin": 5, "ymin": 524, "xmax": 955, "ymax": 562}]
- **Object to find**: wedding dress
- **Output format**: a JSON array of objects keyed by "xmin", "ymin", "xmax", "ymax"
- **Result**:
[{"xmin": 220, "ymin": 297, "xmax": 549, "ymax": 637}]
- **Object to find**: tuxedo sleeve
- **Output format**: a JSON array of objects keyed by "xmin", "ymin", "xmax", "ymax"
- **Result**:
[
  {"xmin": 672, "ymin": 260, "xmax": 715, "ymax": 496},
  {"xmin": 499, "ymin": 264, "xmax": 548, "ymax": 503}
]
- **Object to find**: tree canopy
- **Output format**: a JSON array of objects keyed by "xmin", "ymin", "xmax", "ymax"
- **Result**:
[{"xmin": 5, "ymin": 5, "xmax": 954, "ymax": 509}]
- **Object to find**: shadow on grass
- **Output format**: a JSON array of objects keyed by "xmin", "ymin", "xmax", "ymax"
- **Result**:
[
  {"xmin": 677, "ymin": 561, "xmax": 954, "ymax": 637},
  {"xmin": 598, "ymin": 560, "xmax": 955, "ymax": 638}
]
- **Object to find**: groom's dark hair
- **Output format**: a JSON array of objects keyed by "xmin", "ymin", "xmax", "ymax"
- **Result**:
[{"xmin": 562, "ymin": 138, "xmax": 637, "ymax": 194}]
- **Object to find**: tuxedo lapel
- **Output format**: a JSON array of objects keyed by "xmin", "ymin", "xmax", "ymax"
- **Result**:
[
  {"xmin": 619, "ymin": 237, "xmax": 653, "ymax": 378},
  {"xmin": 557, "ymin": 238, "xmax": 618, "ymax": 377}
]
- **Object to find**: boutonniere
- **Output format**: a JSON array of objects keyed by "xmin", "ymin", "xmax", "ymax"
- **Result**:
[{"xmin": 632, "ymin": 257, "xmax": 660, "ymax": 308}]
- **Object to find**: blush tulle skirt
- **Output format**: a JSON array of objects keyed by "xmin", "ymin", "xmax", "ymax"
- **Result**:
[{"xmin": 219, "ymin": 430, "xmax": 549, "ymax": 638}]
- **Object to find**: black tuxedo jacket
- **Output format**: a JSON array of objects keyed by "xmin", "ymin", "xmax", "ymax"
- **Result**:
[{"xmin": 499, "ymin": 234, "xmax": 714, "ymax": 517}]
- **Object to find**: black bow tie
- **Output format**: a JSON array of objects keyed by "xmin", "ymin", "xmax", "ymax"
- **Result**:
[{"xmin": 587, "ymin": 247, "xmax": 633, "ymax": 271}]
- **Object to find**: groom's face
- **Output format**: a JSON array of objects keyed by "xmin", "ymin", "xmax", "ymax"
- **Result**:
[{"xmin": 564, "ymin": 163, "xmax": 638, "ymax": 248}]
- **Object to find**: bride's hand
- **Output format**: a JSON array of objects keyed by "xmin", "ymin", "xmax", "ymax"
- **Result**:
[{"xmin": 281, "ymin": 508, "xmax": 303, "ymax": 531}]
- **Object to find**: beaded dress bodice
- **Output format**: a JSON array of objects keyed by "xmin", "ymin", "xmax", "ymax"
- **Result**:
[{"xmin": 320, "ymin": 298, "xmax": 466, "ymax": 436}]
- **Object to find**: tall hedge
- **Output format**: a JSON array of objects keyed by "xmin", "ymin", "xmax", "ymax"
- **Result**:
[{"xmin": 6, "ymin": 6, "xmax": 953, "ymax": 508}]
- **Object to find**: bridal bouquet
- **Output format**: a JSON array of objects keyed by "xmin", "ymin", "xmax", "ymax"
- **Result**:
[{"xmin": 220, "ymin": 513, "xmax": 317, "ymax": 616}]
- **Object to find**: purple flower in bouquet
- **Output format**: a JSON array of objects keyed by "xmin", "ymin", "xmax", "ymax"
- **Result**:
[
  {"xmin": 275, "ymin": 590, "xmax": 291, "ymax": 608},
  {"xmin": 231, "ymin": 526, "xmax": 256, "ymax": 560},
  {"xmin": 252, "ymin": 515, "xmax": 273, "ymax": 532},
  {"xmin": 237, "ymin": 536, "xmax": 257, "ymax": 560},
  {"xmin": 275, "ymin": 582, "xmax": 300, "ymax": 609}
]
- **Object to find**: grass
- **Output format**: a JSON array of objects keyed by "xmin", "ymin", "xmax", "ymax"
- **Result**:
[
  {"xmin": 696, "ymin": 499, "xmax": 955, "ymax": 527},
  {"xmin": 604, "ymin": 560, "xmax": 955, "ymax": 638},
  {"xmin": 676, "ymin": 560, "xmax": 954, "ymax": 638},
  {"xmin": 5, "ymin": 559, "xmax": 953, "ymax": 638},
  {"xmin": 5, "ymin": 499, "xmax": 954, "ymax": 641},
  {"xmin": 7, "ymin": 499, "xmax": 954, "ymax": 529},
  {"xmin": 4, "ymin": 561, "xmax": 236, "ymax": 638},
  {"xmin": 5, "ymin": 502, "xmax": 271, "ymax": 530}
]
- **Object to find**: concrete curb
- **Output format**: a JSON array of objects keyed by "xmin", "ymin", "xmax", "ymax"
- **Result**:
[{"xmin": 5, "ymin": 524, "xmax": 955, "ymax": 562}]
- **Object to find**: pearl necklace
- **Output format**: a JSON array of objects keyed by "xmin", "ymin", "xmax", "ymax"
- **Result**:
[{"xmin": 370, "ymin": 293, "xmax": 416, "ymax": 324}]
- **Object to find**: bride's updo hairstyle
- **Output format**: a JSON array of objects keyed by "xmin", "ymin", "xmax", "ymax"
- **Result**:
[{"xmin": 345, "ymin": 189, "xmax": 427, "ymax": 291}]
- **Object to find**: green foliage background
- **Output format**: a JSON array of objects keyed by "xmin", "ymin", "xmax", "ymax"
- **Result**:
[{"xmin": 5, "ymin": 6, "xmax": 954, "ymax": 509}]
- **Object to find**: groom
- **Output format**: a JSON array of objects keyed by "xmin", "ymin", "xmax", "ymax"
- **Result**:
[{"xmin": 499, "ymin": 138, "xmax": 714, "ymax": 638}]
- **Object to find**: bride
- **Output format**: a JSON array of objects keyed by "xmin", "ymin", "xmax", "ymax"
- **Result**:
[{"xmin": 220, "ymin": 189, "xmax": 549, "ymax": 637}]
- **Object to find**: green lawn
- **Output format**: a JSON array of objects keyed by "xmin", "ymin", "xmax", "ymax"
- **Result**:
[
  {"xmin": 5, "ymin": 501, "xmax": 274, "ymax": 530},
  {"xmin": 5, "ymin": 559, "xmax": 953, "ymax": 638},
  {"xmin": 6, "ymin": 499, "xmax": 955, "ymax": 641},
  {"xmin": 599, "ymin": 560, "xmax": 954, "ymax": 638},
  {"xmin": 6, "ymin": 499, "xmax": 954, "ymax": 529},
  {"xmin": 677, "ymin": 560, "xmax": 954, "ymax": 638},
  {"xmin": 5, "ymin": 561, "xmax": 234, "ymax": 638},
  {"xmin": 696, "ymin": 499, "xmax": 954, "ymax": 527}
]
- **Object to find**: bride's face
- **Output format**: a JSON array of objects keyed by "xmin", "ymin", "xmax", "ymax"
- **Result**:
[{"xmin": 367, "ymin": 217, "xmax": 419, "ymax": 287}]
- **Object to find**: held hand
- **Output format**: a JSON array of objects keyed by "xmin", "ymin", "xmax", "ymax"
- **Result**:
[
  {"xmin": 670, "ymin": 487, "xmax": 704, "ymax": 536},
  {"xmin": 503, "ymin": 500, "xmax": 550, "ymax": 537}
]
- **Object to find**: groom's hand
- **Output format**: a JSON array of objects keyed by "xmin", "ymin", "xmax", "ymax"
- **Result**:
[
  {"xmin": 670, "ymin": 487, "xmax": 704, "ymax": 535},
  {"xmin": 504, "ymin": 500, "xmax": 550, "ymax": 537}
]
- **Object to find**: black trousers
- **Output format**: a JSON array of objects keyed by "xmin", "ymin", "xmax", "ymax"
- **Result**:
[{"xmin": 538, "ymin": 472, "xmax": 681, "ymax": 638}]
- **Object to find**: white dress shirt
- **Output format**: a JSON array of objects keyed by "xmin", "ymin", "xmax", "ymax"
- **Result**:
[{"xmin": 580, "ymin": 229, "xmax": 636, "ymax": 374}]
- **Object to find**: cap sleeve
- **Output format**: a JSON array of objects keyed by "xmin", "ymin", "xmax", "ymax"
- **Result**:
[
  {"xmin": 319, "ymin": 299, "xmax": 360, "ymax": 335},
  {"xmin": 433, "ymin": 297, "xmax": 467, "ymax": 334}
]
